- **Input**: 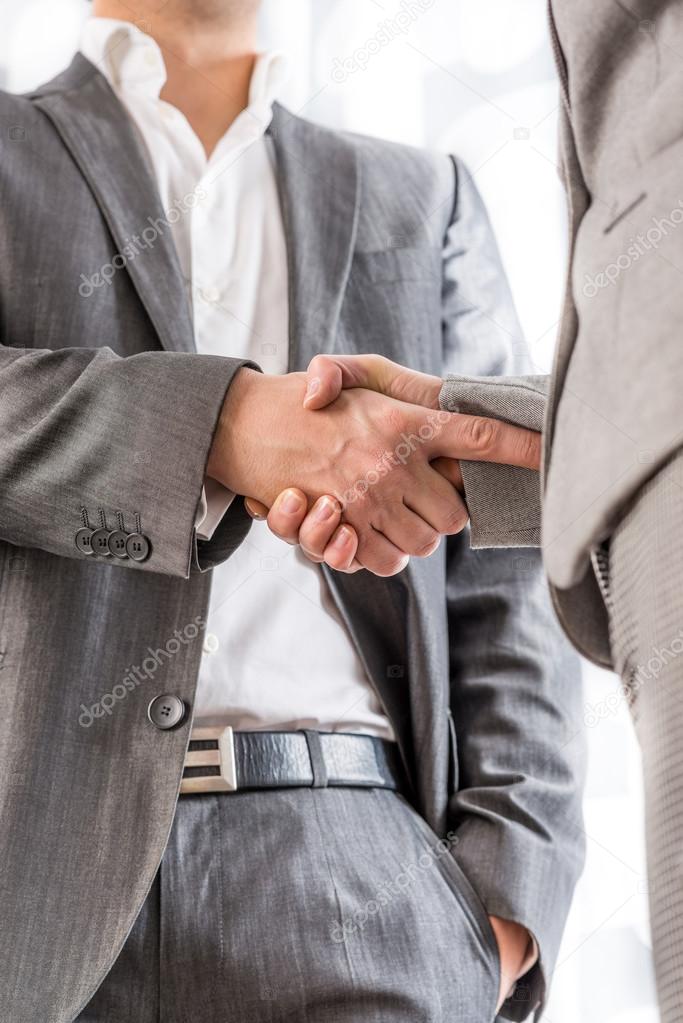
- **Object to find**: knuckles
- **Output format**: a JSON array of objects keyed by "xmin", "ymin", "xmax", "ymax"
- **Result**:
[
  {"xmin": 517, "ymin": 429, "xmax": 541, "ymax": 470},
  {"xmin": 440, "ymin": 504, "xmax": 469, "ymax": 535},
  {"xmin": 373, "ymin": 554, "xmax": 409, "ymax": 577},
  {"xmin": 414, "ymin": 532, "xmax": 441, "ymax": 558},
  {"xmin": 458, "ymin": 415, "xmax": 499, "ymax": 455}
]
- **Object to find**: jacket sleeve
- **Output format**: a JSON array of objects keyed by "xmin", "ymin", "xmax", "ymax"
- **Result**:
[
  {"xmin": 439, "ymin": 373, "xmax": 548, "ymax": 548},
  {"xmin": 442, "ymin": 158, "xmax": 585, "ymax": 1020},
  {"xmin": 0, "ymin": 343, "xmax": 257, "ymax": 577}
]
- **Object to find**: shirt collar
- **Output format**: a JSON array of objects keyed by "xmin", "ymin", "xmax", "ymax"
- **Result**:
[{"xmin": 80, "ymin": 16, "xmax": 286, "ymax": 127}]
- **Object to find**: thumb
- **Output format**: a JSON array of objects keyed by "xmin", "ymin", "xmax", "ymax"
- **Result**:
[
  {"xmin": 303, "ymin": 355, "xmax": 344, "ymax": 409},
  {"xmin": 304, "ymin": 354, "xmax": 389, "ymax": 410},
  {"xmin": 303, "ymin": 353, "xmax": 441, "ymax": 410}
]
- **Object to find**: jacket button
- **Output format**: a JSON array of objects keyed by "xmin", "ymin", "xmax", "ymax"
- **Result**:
[
  {"xmin": 90, "ymin": 528, "xmax": 112, "ymax": 556},
  {"xmin": 126, "ymin": 533, "xmax": 151, "ymax": 562},
  {"xmin": 75, "ymin": 528, "xmax": 94, "ymax": 555},
  {"xmin": 108, "ymin": 530, "xmax": 129, "ymax": 559},
  {"xmin": 148, "ymin": 695, "xmax": 186, "ymax": 730}
]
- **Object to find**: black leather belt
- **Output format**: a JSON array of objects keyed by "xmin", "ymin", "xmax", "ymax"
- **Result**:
[{"xmin": 180, "ymin": 726, "xmax": 405, "ymax": 796}]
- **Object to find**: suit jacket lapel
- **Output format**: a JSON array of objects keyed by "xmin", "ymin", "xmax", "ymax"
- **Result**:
[
  {"xmin": 268, "ymin": 102, "xmax": 360, "ymax": 371},
  {"xmin": 31, "ymin": 54, "xmax": 195, "ymax": 354}
]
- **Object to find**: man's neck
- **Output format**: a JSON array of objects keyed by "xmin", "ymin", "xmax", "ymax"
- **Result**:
[{"xmin": 92, "ymin": 1, "xmax": 260, "ymax": 156}]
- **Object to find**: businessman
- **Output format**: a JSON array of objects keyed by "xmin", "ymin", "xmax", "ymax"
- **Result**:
[
  {"xmin": 263, "ymin": 2, "xmax": 683, "ymax": 1018},
  {"xmin": 0, "ymin": 1, "xmax": 584, "ymax": 1020}
]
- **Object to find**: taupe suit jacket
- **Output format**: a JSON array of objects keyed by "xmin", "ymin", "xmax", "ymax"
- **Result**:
[
  {"xmin": 443, "ymin": 0, "xmax": 683, "ymax": 668},
  {"xmin": 0, "ymin": 54, "xmax": 583, "ymax": 1022}
]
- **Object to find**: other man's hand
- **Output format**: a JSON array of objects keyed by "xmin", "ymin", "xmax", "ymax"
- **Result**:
[
  {"xmin": 210, "ymin": 368, "xmax": 473, "ymax": 577},
  {"xmin": 302, "ymin": 353, "xmax": 444, "ymax": 411},
  {"xmin": 244, "ymin": 356, "xmax": 541, "ymax": 575}
]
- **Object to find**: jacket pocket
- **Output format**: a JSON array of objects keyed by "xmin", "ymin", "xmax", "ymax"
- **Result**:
[{"xmin": 350, "ymin": 247, "xmax": 441, "ymax": 285}]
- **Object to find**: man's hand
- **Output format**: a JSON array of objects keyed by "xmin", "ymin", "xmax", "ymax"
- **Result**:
[
  {"xmin": 243, "ymin": 357, "xmax": 541, "ymax": 574},
  {"xmin": 489, "ymin": 915, "xmax": 538, "ymax": 1013},
  {"xmin": 210, "ymin": 368, "xmax": 474, "ymax": 576},
  {"xmin": 302, "ymin": 353, "xmax": 443, "ymax": 411}
]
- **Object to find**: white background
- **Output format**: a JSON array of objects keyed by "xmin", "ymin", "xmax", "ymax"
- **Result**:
[{"xmin": 0, "ymin": 1, "xmax": 657, "ymax": 1019}]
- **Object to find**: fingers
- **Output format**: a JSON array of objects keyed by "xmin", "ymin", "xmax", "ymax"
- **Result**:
[
  {"xmin": 351, "ymin": 502, "xmax": 440, "ymax": 562},
  {"xmin": 322, "ymin": 525, "xmax": 363, "ymax": 573},
  {"xmin": 292, "ymin": 500, "xmax": 363, "ymax": 573},
  {"xmin": 264, "ymin": 491, "xmax": 363, "ymax": 573},
  {"xmin": 402, "ymin": 463, "xmax": 469, "ymax": 536},
  {"xmin": 430, "ymin": 457, "xmax": 463, "ymax": 493},
  {"xmin": 263, "ymin": 488, "xmax": 309, "ymax": 543},
  {"xmin": 244, "ymin": 497, "xmax": 270, "ymax": 520},
  {"xmin": 298, "ymin": 496, "xmax": 343, "ymax": 560},
  {"xmin": 303, "ymin": 354, "xmax": 441, "ymax": 411},
  {"xmin": 428, "ymin": 414, "xmax": 541, "ymax": 471},
  {"xmin": 354, "ymin": 527, "xmax": 410, "ymax": 578}
]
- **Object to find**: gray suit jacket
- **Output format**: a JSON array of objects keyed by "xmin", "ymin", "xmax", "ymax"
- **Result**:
[
  {"xmin": 442, "ymin": 0, "xmax": 683, "ymax": 668},
  {"xmin": 0, "ymin": 54, "xmax": 583, "ymax": 1022}
]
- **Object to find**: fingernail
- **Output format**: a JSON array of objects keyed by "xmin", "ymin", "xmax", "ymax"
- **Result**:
[
  {"xmin": 331, "ymin": 527, "xmax": 352, "ymax": 550},
  {"xmin": 281, "ymin": 490, "xmax": 303, "ymax": 514},
  {"xmin": 244, "ymin": 499, "xmax": 266, "ymax": 520},
  {"xmin": 303, "ymin": 377, "xmax": 320, "ymax": 405},
  {"xmin": 313, "ymin": 497, "xmax": 337, "ymax": 522}
]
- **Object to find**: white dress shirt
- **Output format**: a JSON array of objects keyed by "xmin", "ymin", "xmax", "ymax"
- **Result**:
[{"xmin": 80, "ymin": 18, "xmax": 394, "ymax": 740}]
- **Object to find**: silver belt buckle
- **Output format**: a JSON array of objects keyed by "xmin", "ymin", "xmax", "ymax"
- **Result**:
[{"xmin": 180, "ymin": 725, "xmax": 237, "ymax": 794}]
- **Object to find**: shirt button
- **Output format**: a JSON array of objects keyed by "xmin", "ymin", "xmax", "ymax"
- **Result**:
[
  {"xmin": 199, "ymin": 285, "xmax": 220, "ymax": 305},
  {"xmin": 148, "ymin": 694, "xmax": 186, "ymax": 730},
  {"xmin": 203, "ymin": 633, "xmax": 219, "ymax": 654}
]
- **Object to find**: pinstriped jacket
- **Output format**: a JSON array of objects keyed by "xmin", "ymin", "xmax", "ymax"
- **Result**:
[
  {"xmin": 0, "ymin": 53, "xmax": 583, "ymax": 1022},
  {"xmin": 442, "ymin": 1, "xmax": 683, "ymax": 670}
]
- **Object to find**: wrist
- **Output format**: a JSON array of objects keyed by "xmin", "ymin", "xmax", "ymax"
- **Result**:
[{"xmin": 207, "ymin": 366, "xmax": 262, "ymax": 491}]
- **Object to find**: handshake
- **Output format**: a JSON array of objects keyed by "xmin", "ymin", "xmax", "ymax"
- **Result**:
[{"xmin": 208, "ymin": 354, "xmax": 541, "ymax": 577}]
